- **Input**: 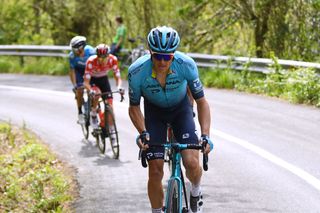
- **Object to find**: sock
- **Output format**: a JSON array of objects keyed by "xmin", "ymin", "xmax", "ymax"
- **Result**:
[
  {"xmin": 109, "ymin": 125, "xmax": 115, "ymax": 132},
  {"xmin": 191, "ymin": 183, "xmax": 201, "ymax": 197},
  {"xmin": 151, "ymin": 208, "xmax": 162, "ymax": 213}
]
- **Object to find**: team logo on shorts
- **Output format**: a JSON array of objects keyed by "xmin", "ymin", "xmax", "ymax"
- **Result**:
[
  {"xmin": 146, "ymin": 153, "xmax": 153, "ymax": 159},
  {"xmin": 182, "ymin": 133, "xmax": 190, "ymax": 139}
]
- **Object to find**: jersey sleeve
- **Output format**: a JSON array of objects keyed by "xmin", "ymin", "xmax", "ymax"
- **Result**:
[
  {"xmin": 89, "ymin": 47, "xmax": 96, "ymax": 55},
  {"xmin": 184, "ymin": 58, "xmax": 204, "ymax": 100},
  {"xmin": 84, "ymin": 59, "xmax": 94, "ymax": 78},
  {"xmin": 128, "ymin": 66, "xmax": 142, "ymax": 106},
  {"xmin": 69, "ymin": 53, "xmax": 75, "ymax": 69}
]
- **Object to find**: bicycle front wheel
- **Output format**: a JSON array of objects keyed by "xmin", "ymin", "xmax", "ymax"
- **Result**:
[
  {"xmin": 166, "ymin": 179, "xmax": 180, "ymax": 213},
  {"xmin": 81, "ymin": 100, "xmax": 90, "ymax": 139},
  {"xmin": 95, "ymin": 128, "xmax": 106, "ymax": 154},
  {"xmin": 105, "ymin": 106, "xmax": 120, "ymax": 159}
]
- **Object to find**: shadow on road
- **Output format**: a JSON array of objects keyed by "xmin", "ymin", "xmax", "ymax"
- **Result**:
[
  {"xmin": 93, "ymin": 156, "xmax": 131, "ymax": 167},
  {"xmin": 78, "ymin": 139, "xmax": 132, "ymax": 166},
  {"xmin": 78, "ymin": 139, "xmax": 100, "ymax": 158}
]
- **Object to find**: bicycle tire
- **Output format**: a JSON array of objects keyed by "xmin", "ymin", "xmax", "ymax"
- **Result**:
[
  {"xmin": 165, "ymin": 127, "xmax": 175, "ymax": 173},
  {"xmin": 95, "ymin": 128, "xmax": 106, "ymax": 154},
  {"xmin": 81, "ymin": 97, "xmax": 90, "ymax": 140},
  {"xmin": 166, "ymin": 179, "xmax": 180, "ymax": 213},
  {"xmin": 105, "ymin": 105, "xmax": 120, "ymax": 159}
]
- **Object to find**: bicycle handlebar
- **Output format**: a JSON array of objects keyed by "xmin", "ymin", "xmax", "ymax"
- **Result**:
[
  {"xmin": 138, "ymin": 142, "xmax": 209, "ymax": 171},
  {"xmin": 91, "ymin": 90, "xmax": 125, "ymax": 102}
]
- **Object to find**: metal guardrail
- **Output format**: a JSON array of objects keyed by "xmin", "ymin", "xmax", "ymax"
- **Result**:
[{"xmin": 1, "ymin": 45, "xmax": 320, "ymax": 74}]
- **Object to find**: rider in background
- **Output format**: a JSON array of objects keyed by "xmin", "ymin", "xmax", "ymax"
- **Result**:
[
  {"xmin": 110, "ymin": 16, "xmax": 127, "ymax": 57},
  {"xmin": 84, "ymin": 44, "xmax": 123, "ymax": 137},
  {"xmin": 68, "ymin": 36, "xmax": 95, "ymax": 124},
  {"xmin": 128, "ymin": 26, "xmax": 213, "ymax": 213}
]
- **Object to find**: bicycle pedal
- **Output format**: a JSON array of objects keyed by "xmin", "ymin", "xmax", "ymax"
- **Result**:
[{"xmin": 92, "ymin": 129, "xmax": 101, "ymax": 137}]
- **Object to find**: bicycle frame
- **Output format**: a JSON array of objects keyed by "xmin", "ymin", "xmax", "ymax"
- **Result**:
[
  {"xmin": 166, "ymin": 143, "xmax": 204, "ymax": 212},
  {"xmin": 140, "ymin": 142, "xmax": 208, "ymax": 213}
]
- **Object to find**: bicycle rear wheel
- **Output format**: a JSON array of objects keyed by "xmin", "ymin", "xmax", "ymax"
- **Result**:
[
  {"xmin": 166, "ymin": 179, "xmax": 180, "ymax": 213},
  {"xmin": 105, "ymin": 106, "xmax": 120, "ymax": 159},
  {"xmin": 165, "ymin": 126, "xmax": 175, "ymax": 173}
]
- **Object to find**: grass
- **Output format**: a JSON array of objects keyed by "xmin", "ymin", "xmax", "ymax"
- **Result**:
[
  {"xmin": 0, "ymin": 122, "xmax": 77, "ymax": 212},
  {"xmin": 0, "ymin": 56, "xmax": 69, "ymax": 75}
]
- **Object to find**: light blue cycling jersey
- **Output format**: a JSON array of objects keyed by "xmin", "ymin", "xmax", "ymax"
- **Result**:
[
  {"xmin": 69, "ymin": 45, "xmax": 95, "ymax": 73},
  {"xmin": 128, "ymin": 51, "xmax": 204, "ymax": 108}
]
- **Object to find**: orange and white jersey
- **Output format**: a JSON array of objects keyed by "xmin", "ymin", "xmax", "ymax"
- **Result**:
[{"xmin": 85, "ymin": 54, "xmax": 120, "ymax": 78}]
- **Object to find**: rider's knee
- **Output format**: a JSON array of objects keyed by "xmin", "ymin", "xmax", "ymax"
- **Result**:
[
  {"xmin": 148, "ymin": 162, "xmax": 164, "ymax": 182},
  {"xmin": 183, "ymin": 156, "xmax": 200, "ymax": 172}
]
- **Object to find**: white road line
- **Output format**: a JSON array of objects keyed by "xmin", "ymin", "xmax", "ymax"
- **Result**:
[
  {"xmin": 2, "ymin": 85, "xmax": 320, "ymax": 192},
  {"xmin": 0, "ymin": 85, "xmax": 128, "ymax": 107},
  {"xmin": 212, "ymin": 129, "xmax": 320, "ymax": 192},
  {"xmin": 0, "ymin": 85, "xmax": 72, "ymax": 97}
]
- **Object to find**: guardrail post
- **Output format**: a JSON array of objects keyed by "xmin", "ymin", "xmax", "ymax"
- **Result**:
[{"xmin": 19, "ymin": 56, "xmax": 24, "ymax": 66}]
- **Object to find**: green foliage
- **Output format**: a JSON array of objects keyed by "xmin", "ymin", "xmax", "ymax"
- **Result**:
[
  {"xmin": 1, "ymin": 0, "xmax": 320, "ymax": 62},
  {"xmin": 200, "ymin": 68, "xmax": 239, "ymax": 89},
  {"xmin": 282, "ymin": 69, "xmax": 320, "ymax": 106},
  {"xmin": 0, "ymin": 56, "xmax": 68, "ymax": 75},
  {"xmin": 199, "ymin": 63, "xmax": 320, "ymax": 108},
  {"xmin": 0, "ymin": 122, "xmax": 75, "ymax": 212}
]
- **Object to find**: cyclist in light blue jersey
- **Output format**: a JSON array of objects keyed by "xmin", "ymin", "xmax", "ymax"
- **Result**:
[
  {"xmin": 128, "ymin": 26, "xmax": 214, "ymax": 213},
  {"xmin": 68, "ymin": 36, "xmax": 96, "ymax": 124}
]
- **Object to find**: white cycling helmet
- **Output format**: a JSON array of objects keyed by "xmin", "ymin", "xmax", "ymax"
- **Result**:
[{"xmin": 70, "ymin": 36, "xmax": 86, "ymax": 49}]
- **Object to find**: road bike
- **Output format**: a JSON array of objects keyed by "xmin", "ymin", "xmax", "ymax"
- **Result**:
[
  {"xmin": 90, "ymin": 90, "xmax": 124, "ymax": 159},
  {"xmin": 119, "ymin": 37, "xmax": 149, "ymax": 69},
  {"xmin": 140, "ymin": 140, "xmax": 209, "ymax": 213}
]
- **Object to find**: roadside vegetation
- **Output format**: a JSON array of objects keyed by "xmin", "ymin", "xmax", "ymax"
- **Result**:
[
  {"xmin": 1, "ymin": 55, "xmax": 319, "ymax": 108},
  {"xmin": 0, "ymin": 56, "xmax": 68, "ymax": 76},
  {"xmin": 199, "ymin": 67, "xmax": 320, "ymax": 107},
  {"xmin": 0, "ymin": 122, "xmax": 77, "ymax": 212}
]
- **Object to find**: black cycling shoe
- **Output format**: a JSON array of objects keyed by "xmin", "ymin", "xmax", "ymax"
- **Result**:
[{"xmin": 190, "ymin": 192, "xmax": 203, "ymax": 213}]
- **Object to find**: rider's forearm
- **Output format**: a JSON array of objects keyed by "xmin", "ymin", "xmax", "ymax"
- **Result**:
[
  {"xmin": 129, "ymin": 105, "xmax": 146, "ymax": 134},
  {"xmin": 83, "ymin": 77, "xmax": 91, "ymax": 91},
  {"xmin": 196, "ymin": 97, "xmax": 211, "ymax": 136},
  {"xmin": 115, "ymin": 76, "xmax": 122, "ymax": 88}
]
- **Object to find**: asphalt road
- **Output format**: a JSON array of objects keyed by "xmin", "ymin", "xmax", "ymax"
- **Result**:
[{"xmin": 0, "ymin": 74, "xmax": 320, "ymax": 213}]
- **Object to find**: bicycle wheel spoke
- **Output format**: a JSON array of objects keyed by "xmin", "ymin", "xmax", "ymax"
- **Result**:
[{"xmin": 105, "ymin": 106, "xmax": 120, "ymax": 159}]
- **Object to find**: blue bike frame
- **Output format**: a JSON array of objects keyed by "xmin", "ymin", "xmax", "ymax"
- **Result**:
[
  {"xmin": 164, "ymin": 143, "xmax": 202, "ymax": 213},
  {"xmin": 140, "ymin": 142, "xmax": 208, "ymax": 213}
]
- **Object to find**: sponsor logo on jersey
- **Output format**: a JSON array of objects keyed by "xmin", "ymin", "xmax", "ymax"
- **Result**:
[
  {"xmin": 193, "ymin": 78, "xmax": 203, "ymax": 92},
  {"xmin": 146, "ymin": 84, "xmax": 160, "ymax": 89},
  {"xmin": 166, "ymin": 80, "xmax": 180, "ymax": 85}
]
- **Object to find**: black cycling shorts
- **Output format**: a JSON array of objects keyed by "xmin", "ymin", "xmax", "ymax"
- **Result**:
[
  {"xmin": 90, "ymin": 76, "xmax": 112, "ymax": 100},
  {"xmin": 144, "ymin": 94, "xmax": 199, "ymax": 161}
]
